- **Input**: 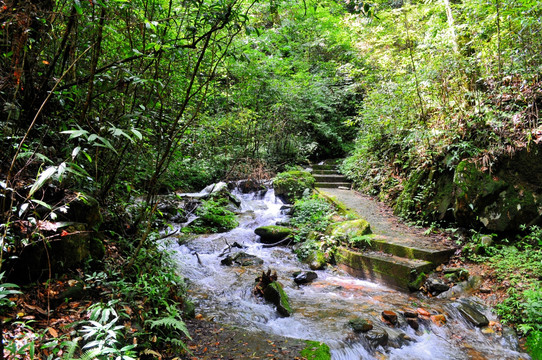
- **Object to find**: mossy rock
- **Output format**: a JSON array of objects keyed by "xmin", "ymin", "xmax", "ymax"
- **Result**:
[
  {"xmin": 327, "ymin": 218, "xmax": 371, "ymax": 239},
  {"xmin": 61, "ymin": 194, "xmax": 103, "ymax": 229},
  {"xmin": 300, "ymin": 340, "xmax": 331, "ymax": 360},
  {"xmin": 254, "ymin": 225, "xmax": 293, "ymax": 244},
  {"xmin": 303, "ymin": 248, "xmax": 327, "ymax": 270},
  {"xmin": 453, "ymin": 160, "xmax": 541, "ymax": 231},
  {"xmin": 273, "ymin": 170, "xmax": 315, "ymax": 204},
  {"xmin": 263, "ymin": 282, "xmax": 292, "ymax": 317}
]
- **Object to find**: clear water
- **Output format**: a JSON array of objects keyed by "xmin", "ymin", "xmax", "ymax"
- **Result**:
[{"xmin": 166, "ymin": 189, "xmax": 530, "ymax": 360}]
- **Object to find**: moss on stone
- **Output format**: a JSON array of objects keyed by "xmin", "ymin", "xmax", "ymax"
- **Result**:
[
  {"xmin": 300, "ymin": 341, "xmax": 331, "ymax": 360},
  {"xmin": 327, "ymin": 219, "xmax": 371, "ymax": 239}
]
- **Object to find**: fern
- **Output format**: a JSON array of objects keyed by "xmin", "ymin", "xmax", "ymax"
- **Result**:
[{"xmin": 146, "ymin": 316, "xmax": 190, "ymax": 337}]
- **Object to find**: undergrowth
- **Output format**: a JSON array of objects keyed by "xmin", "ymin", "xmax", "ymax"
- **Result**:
[
  {"xmin": 290, "ymin": 196, "xmax": 335, "ymax": 242},
  {"xmin": 3, "ymin": 233, "xmax": 192, "ymax": 359},
  {"xmin": 465, "ymin": 226, "xmax": 542, "ymax": 358}
]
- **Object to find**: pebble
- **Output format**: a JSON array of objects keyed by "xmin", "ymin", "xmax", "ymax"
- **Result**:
[
  {"xmin": 417, "ymin": 308, "xmax": 431, "ymax": 317},
  {"xmin": 382, "ymin": 310, "xmax": 398, "ymax": 325}
]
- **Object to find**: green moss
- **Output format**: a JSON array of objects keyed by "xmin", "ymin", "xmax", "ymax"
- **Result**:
[
  {"xmin": 185, "ymin": 199, "xmax": 238, "ymax": 233},
  {"xmin": 328, "ymin": 219, "xmax": 371, "ymax": 239},
  {"xmin": 300, "ymin": 340, "xmax": 331, "ymax": 360},
  {"xmin": 268, "ymin": 282, "xmax": 292, "ymax": 316},
  {"xmin": 408, "ymin": 271, "xmax": 427, "ymax": 291}
]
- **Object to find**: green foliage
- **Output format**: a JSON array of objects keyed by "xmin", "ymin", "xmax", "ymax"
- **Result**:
[
  {"xmin": 468, "ymin": 226, "xmax": 542, "ymax": 359},
  {"xmin": 290, "ymin": 196, "xmax": 335, "ymax": 242},
  {"xmin": 347, "ymin": 234, "xmax": 373, "ymax": 249},
  {"xmin": 273, "ymin": 170, "xmax": 316, "ymax": 203},
  {"xmin": 527, "ymin": 330, "xmax": 542, "ymax": 360},
  {"xmin": 296, "ymin": 239, "xmax": 321, "ymax": 261},
  {"xmin": 0, "ymin": 272, "xmax": 22, "ymax": 309},
  {"xmin": 342, "ymin": 0, "xmax": 542, "ymax": 225},
  {"xmin": 300, "ymin": 340, "xmax": 331, "ymax": 360}
]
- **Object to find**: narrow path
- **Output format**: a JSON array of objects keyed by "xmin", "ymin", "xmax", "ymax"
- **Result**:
[{"xmin": 317, "ymin": 187, "xmax": 454, "ymax": 251}]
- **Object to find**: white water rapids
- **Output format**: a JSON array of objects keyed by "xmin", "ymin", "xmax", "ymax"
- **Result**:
[{"xmin": 165, "ymin": 188, "xmax": 530, "ymax": 359}]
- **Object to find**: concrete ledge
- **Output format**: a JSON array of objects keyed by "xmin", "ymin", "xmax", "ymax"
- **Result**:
[{"xmin": 337, "ymin": 247, "xmax": 434, "ymax": 291}]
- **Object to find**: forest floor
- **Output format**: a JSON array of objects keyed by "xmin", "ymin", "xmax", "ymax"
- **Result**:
[{"xmin": 179, "ymin": 319, "xmax": 308, "ymax": 359}]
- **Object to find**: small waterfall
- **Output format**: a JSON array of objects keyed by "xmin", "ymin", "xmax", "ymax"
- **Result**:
[{"xmin": 166, "ymin": 187, "xmax": 530, "ymax": 360}]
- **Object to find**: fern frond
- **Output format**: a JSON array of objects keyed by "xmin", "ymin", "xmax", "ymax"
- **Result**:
[{"xmin": 146, "ymin": 316, "xmax": 189, "ymax": 337}]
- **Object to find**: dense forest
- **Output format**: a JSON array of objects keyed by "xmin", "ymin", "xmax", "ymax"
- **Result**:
[{"xmin": 1, "ymin": 0, "xmax": 541, "ymax": 357}]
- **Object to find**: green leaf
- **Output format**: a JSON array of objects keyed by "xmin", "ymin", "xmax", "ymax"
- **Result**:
[
  {"xmin": 73, "ymin": 0, "xmax": 83, "ymax": 15},
  {"xmin": 131, "ymin": 128, "xmax": 143, "ymax": 140},
  {"xmin": 72, "ymin": 146, "xmax": 81, "ymax": 160},
  {"xmin": 61, "ymin": 129, "xmax": 88, "ymax": 140},
  {"xmin": 28, "ymin": 166, "xmax": 57, "ymax": 198},
  {"xmin": 31, "ymin": 199, "xmax": 52, "ymax": 210}
]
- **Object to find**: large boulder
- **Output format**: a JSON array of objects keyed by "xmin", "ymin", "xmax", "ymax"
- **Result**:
[
  {"xmin": 254, "ymin": 225, "xmax": 293, "ymax": 244},
  {"xmin": 453, "ymin": 160, "xmax": 541, "ymax": 231},
  {"xmin": 273, "ymin": 170, "xmax": 315, "ymax": 204},
  {"xmin": 6, "ymin": 222, "xmax": 105, "ymax": 283}
]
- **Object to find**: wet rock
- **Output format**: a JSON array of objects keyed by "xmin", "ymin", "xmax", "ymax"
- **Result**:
[
  {"xmin": 349, "ymin": 318, "xmax": 373, "ymax": 333},
  {"xmin": 254, "ymin": 225, "xmax": 293, "ymax": 244},
  {"xmin": 402, "ymin": 308, "xmax": 418, "ymax": 318},
  {"xmin": 280, "ymin": 205, "xmax": 293, "ymax": 215},
  {"xmin": 417, "ymin": 308, "xmax": 431, "ymax": 317},
  {"xmin": 382, "ymin": 310, "xmax": 398, "ymax": 325},
  {"xmin": 456, "ymin": 300, "xmax": 489, "ymax": 327},
  {"xmin": 305, "ymin": 249, "xmax": 327, "ymax": 270},
  {"xmin": 406, "ymin": 317, "xmax": 419, "ymax": 330},
  {"xmin": 425, "ymin": 276, "xmax": 450, "ymax": 296},
  {"xmin": 293, "ymin": 271, "xmax": 318, "ymax": 285},
  {"xmin": 263, "ymin": 282, "xmax": 292, "ymax": 317},
  {"xmin": 221, "ymin": 252, "xmax": 263, "ymax": 266},
  {"xmin": 387, "ymin": 331, "xmax": 414, "ymax": 348},
  {"xmin": 365, "ymin": 329, "xmax": 389, "ymax": 347},
  {"xmin": 443, "ymin": 267, "xmax": 470, "ymax": 282}
]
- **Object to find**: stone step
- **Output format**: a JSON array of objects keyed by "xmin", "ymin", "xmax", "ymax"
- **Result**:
[
  {"xmin": 315, "ymin": 182, "xmax": 352, "ymax": 188},
  {"xmin": 337, "ymin": 247, "xmax": 434, "ymax": 291},
  {"xmin": 311, "ymin": 169, "xmax": 338, "ymax": 175},
  {"xmin": 312, "ymin": 164, "xmax": 337, "ymax": 170},
  {"xmin": 313, "ymin": 174, "xmax": 349, "ymax": 183},
  {"xmin": 367, "ymin": 235, "xmax": 455, "ymax": 265}
]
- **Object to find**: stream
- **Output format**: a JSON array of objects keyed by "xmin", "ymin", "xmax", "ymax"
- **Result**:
[{"xmin": 166, "ymin": 188, "xmax": 530, "ymax": 359}]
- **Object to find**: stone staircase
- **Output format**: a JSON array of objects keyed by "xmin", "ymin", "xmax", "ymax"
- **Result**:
[
  {"xmin": 311, "ymin": 163, "xmax": 351, "ymax": 189},
  {"xmin": 316, "ymin": 187, "xmax": 455, "ymax": 291}
]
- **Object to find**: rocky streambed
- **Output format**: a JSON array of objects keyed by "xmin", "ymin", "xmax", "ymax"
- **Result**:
[{"xmin": 163, "ymin": 187, "xmax": 530, "ymax": 359}]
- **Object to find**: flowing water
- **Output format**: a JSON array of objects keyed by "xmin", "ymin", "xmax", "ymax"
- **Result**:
[{"xmin": 166, "ymin": 189, "xmax": 530, "ymax": 360}]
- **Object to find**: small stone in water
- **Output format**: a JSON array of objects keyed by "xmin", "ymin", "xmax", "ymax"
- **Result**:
[
  {"xmin": 403, "ymin": 308, "xmax": 418, "ymax": 318},
  {"xmin": 382, "ymin": 310, "xmax": 398, "ymax": 325},
  {"xmin": 293, "ymin": 271, "xmax": 318, "ymax": 285},
  {"xmin": 365, "ymin": 329, "xmax": 389, "ymax": 347},
  {"xmin": 349, "ymin": 318, "xmax": 373, "ymax": 333},
  {"xmin": 417, "ymin": 308, "xmax": 431, "ymax": 317}
]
